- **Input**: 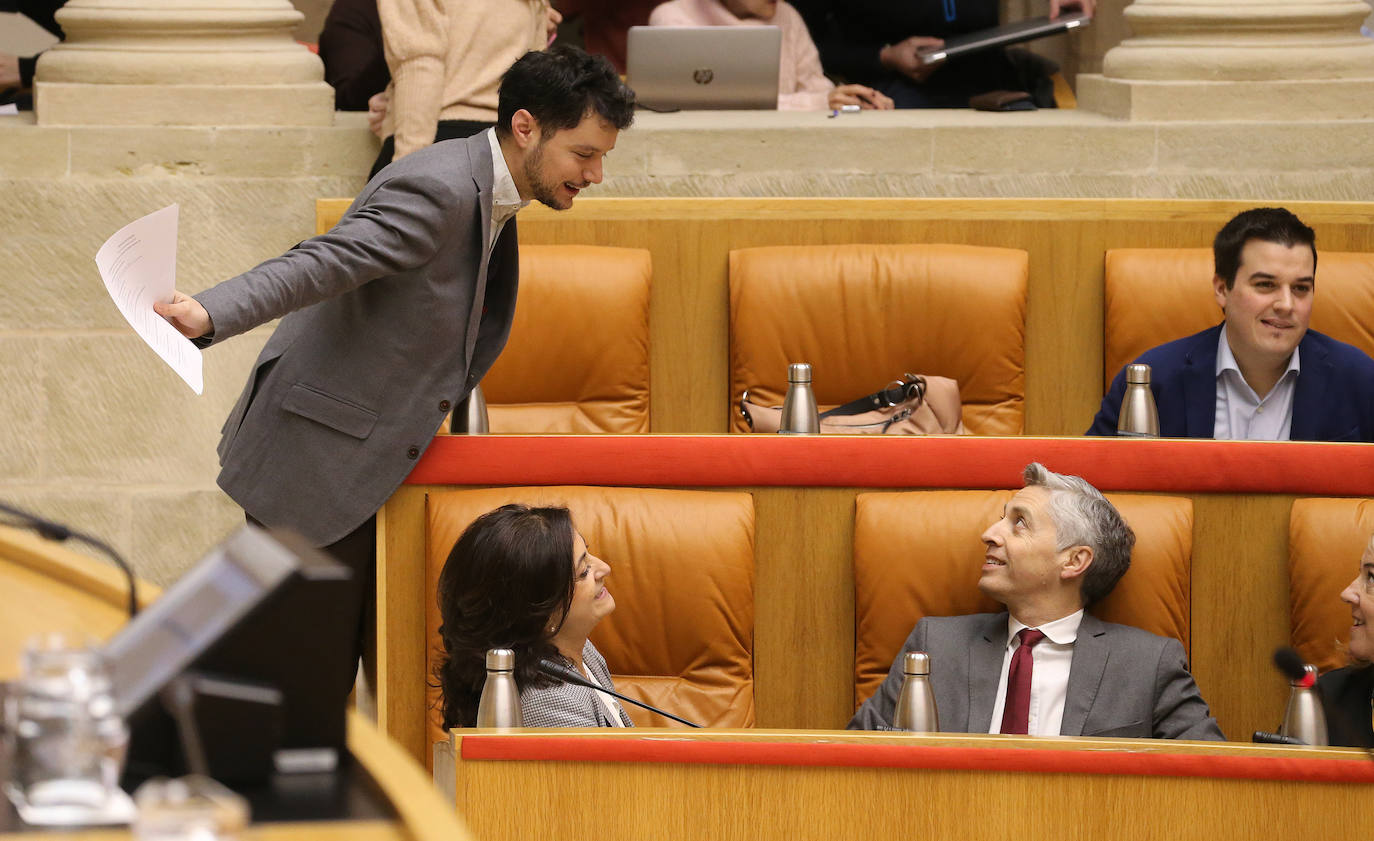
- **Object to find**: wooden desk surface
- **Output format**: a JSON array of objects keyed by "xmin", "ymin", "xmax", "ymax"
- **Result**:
[{"xmin": 441, "ymin": 728, "xmax": 1374, "ymax": 841}]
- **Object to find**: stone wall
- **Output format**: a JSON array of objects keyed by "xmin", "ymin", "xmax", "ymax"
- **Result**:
[
  {"xmin": 595, "ymin": 111, "xmax": 1374, "ymax": 201},
  {"xmin": 0, "ymin": 114, "xmax": 376, "ymax": 583}
]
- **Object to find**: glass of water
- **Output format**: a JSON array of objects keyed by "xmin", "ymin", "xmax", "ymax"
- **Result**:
[
  {"xmin": 133, "ymin": 776, "xmax": 249, "ymax": 841},
  {"xmin": 5, "ymin": 633, "xmax": 128, "ymax": 819}
]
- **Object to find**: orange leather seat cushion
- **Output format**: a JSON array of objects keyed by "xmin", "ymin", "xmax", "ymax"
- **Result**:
[
  {"xmin": 425, "ymin": 486, "xmax": 755, "ymax": 744},
  {"xmin": 1288, "ymin": 498, "xmax": 1374, "ymax": 673},
  {"xmin": 728, "ymin": 244, "xmax": 1027, "ymax": 435},
  {"xmin": 482, "ymin": 245, "xmax": 651, "ymax": 432},
  {"xmin": 853, "ymin": 490, "xmax": 1192, "ymax": 708},
  {"xmin": 1104, "ymin": 248, "xmax": 1374, "ymax": 389}
]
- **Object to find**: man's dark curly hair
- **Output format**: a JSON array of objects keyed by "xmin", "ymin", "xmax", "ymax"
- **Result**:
[{"xmin": 496, "ymin": 44, "xmax": 635, "ymax": 138}]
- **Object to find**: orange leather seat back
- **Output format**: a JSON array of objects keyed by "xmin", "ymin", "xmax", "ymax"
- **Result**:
[
  {"xmin": 1288, "ymin": 498, "xmax": 1374, "ymax": 673},
  {"xmin": 728, "ymin": 244, "xmax": 1027, "ymax": 435},
  {"xmin": 425, "ymin": 486, "xmax": 755, "ymax": 743},
  {"xmin": 853, "ymin": 490, "xmax": 1193, "ymax": 708},
  {"xmin": 1104, "ymin": 248, "xmax": 1374, "ymax": 389},
  {"xmin": 482, "ymin": 245, "xmax": 652, "ymax": 432}
]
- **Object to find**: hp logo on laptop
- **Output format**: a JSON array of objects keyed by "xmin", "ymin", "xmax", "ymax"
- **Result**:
[{"xmin": 692, "ymin": 68, "xmax": 714, "ymax": 85}]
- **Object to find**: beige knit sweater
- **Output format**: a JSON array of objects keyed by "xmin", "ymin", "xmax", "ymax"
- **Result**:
[{"xmin": 378, "ymin": 0, "xmax": 548, "ymax": 160}]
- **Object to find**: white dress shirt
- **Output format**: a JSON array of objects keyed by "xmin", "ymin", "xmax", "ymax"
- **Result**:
[
  {"xmin": 485, "ymin": 128, "xmax": 528, "ymax": 255},
  {"xmin": 1214, "ymin": 325, "xmax": 1299, "ymax": 440},
  {"xmin": 987, "ymin": 609, "xmax": 1084, "ymax": 736},
  {"xmin": 580, "ymin": 662, "xmax": 628, "ymax": 727}
]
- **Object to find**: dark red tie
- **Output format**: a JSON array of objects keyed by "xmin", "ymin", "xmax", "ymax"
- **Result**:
[{"xmin": 999, "ymin": 628, "xmax": 1046, "ymax": 735}]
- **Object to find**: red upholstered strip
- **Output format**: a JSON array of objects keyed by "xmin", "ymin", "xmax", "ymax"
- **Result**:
[
  {"xmin": 406, "ymin": 435, "xmax": 1374, "ymax": 495},
  {"xmin": 460, "ymin": 736, "xmax": 1374, "ymax": 783}
]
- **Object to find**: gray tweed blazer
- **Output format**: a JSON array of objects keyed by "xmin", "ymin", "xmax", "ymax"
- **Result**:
[{"xmin": 522, "ymin": 641, "xmax": 634, "ymax": 727}]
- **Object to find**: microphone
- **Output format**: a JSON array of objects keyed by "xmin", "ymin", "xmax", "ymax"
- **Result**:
[
  {"xmin": 537, "ymin": 659, "xmax": 701, "ymax": 728},
  {"xmin": 1273, "ymin": 647, "xmax": 1314, "ymax": 687},
  {"xmin": 1251, "ymin": 730, "xmax": 1307, "ymax": 745},
  {"xmin": 0, "ymin": 500, "xmax": 140, "ymax": 618}
]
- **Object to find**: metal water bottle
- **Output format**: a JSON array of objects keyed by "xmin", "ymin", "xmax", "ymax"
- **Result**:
[
  {"xmin": 1116, "ymin": 363, "xmax": 1160, "ymax": 438},
  {"xmin": 892, "ymin": 651, "xmax": 939, "ymax": 733},
  {"xmin": 1279, "ymin": 664, "xmax": 1328, "ymax": 746},
  {"xmin": 778, "ymin": 363, "xmax": 820, "ymax": 434},
  {"xmin": 475, "ymin": 648, "xmax": 523, "ymax": 728},
  {"xmin": 453, "ymin": 384, "xmax": 489, "ymax": 434}
]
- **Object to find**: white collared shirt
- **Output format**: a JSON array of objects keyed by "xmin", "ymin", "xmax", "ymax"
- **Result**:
[
  {"xmin": 1214, "ymin": 325, "xmax": 1300, "ymax": 441},
  {"xmin": 485, "ymin": 128, "xmax": 528, "ymax": 255},
  {"xmin": 579, "ymin": 662, "xmax": 627, "ymax": 727},
  {"xmin": 987, "ymin": 609, "xmax": 1083, "ymax": 736}
]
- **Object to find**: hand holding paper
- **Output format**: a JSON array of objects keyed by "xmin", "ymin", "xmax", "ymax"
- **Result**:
[
  {"xmin": 96, "ymin": 204, "xmax": 204, "ymax": 395},
  {"xmin": 153, "ymin": 291, "xmax": 213, "ymax": 339}
]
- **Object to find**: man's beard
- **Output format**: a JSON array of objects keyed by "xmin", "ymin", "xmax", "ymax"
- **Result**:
[{"xmin": 522, "ymin": 141, "xmax": 569, "ymax": 211}]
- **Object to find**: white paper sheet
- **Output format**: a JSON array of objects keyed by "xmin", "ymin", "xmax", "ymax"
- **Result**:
[{"xmin": 96, "ymin": 204, "xmax": 203, "ymax": 394}]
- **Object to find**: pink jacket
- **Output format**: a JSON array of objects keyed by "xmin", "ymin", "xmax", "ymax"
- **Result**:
[{"xmin": 648, "ymin": 0, "xmax": 833, "ymax": 110}]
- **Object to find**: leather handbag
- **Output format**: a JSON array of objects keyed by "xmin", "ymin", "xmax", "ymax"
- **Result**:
[{"xmin": 740, "ymin": 374, "xmax": 966, "ymax": 435}]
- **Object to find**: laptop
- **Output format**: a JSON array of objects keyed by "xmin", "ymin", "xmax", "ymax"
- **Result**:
[
  {"xmin": 917, "ymin": 13, "xmax": 1092, "ymax": 65},
  {"xmin": 626, "ymin": 26, "xmax": 781, "ymax": 111}
]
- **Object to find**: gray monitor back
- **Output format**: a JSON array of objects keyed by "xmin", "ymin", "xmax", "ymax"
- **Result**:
[{"xmin": 627, "ymin": 26, "xmax": 781, "ymax": 111}]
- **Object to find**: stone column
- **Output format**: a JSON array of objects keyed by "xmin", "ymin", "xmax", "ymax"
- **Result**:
[
  {"xmin": 1077, "ymin": 0, "xmax": 1374, "ymax": 120},
  {"xmin": 34, "ymin": 0, "xmax": 333, "ymax": 127}
]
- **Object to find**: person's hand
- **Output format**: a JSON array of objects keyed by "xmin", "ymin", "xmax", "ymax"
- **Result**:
[
  {"xmin": 879, "ymin": 36, "xmax": 945, "ymax": 83},
  {"xmin": 367, "ymin": 91, "xmax": 389, "ymax": 139},
  {"xmin": 0, "ymin": 53, "xmax": 21, "ymax": 90},
  {"xmin": 154, "ymin": 291, "xmax": 213, "ymax": 339},
  {"xmin": 1051, "ymin": 0, "xmax": 1095, "ymax": 18},
  {"xmin": 544, "ymin": 3, "xmax": 563, "ymax": 44},
  {"xmin": 828, "ymin": 84, "xmax": 894, "ymax": 110}
]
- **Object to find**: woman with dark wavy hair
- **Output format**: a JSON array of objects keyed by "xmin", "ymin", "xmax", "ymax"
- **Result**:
[{"xmin": 435, "ymin": 503, "xmax": 632, "ymax": 728}]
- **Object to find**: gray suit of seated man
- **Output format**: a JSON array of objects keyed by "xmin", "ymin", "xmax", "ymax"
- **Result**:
[{"xmin": 849, "ymin": 463, "xmax": 1225, "ymax": 740}]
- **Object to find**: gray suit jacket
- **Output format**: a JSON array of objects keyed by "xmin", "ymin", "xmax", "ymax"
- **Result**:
[
  {"xmin": 848, "ymin": 612, "xmax": 1225, "ymax": 740},
  {"xmin": 194, "ymin": 132, "xmax": 519, "ymax": 545},
  {"xmin": 521, "ymin": 641, "xmax": 634, "ymax": 727}
]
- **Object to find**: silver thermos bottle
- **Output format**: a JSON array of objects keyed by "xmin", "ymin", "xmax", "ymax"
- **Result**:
[
  {"xmin": 779, "ymin": 363, "xmax": 820, "ymax": 434},
  {"xmin": 892, "ymin": 651, "xmax": 939, "ymax": 732},
  {"xmin": 1279, "ymin": 664, "xmax": 1328, "ymax": 746},
  {"xmin": 475, "ymin": 648, "xmax": 523, "ymax": 728},
  {"xmin": 1116, "ymin": 363, "xmax": 1160, "ymax": 438},
  {"xmin": 453, "ymin": 384, "xmax": 490, "ymax": 434}
]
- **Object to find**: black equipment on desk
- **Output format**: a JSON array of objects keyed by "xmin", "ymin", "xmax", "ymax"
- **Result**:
[{"xmin": 103, "ymin": 525, "xmax": 353, "ymax": 785}]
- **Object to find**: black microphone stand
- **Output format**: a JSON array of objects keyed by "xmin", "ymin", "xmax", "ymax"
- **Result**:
[
  {"xmin": 538, "ymin": 659, "xmax": 701, "ymax": 727},
  {"xmin": 0, "ymin": 500, "xmax": 139, "ymax": 618}
]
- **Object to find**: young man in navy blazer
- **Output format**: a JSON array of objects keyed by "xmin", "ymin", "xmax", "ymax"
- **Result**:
[{"xmin": 1088, "ymin": 207, "xmax": 1374, "ymax": 441}]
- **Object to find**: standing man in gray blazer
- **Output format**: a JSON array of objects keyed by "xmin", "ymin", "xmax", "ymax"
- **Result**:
[
  {"xmin": 152, "ymin": 45, "xmax": 636, "ymax": 708},
  {"xmin": 849, "ymin": 463, "xmax": 1224, "ymax": 740}
]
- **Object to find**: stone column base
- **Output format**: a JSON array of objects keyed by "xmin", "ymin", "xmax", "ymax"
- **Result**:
[
  {"xmin": 1077, "ymin": 73, "xmax": 1374, "ymax": 120},
  {"xmin": 35, "ymin": 82, "xmax": 335, "ymax": 127}
]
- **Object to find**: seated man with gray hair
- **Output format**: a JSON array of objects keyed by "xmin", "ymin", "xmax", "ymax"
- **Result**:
[{"xmin": 849, "ymin": 463, "xmax": 1224, "ymax": 740}]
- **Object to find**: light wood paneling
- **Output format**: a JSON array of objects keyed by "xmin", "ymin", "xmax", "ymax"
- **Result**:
[
  {"xmin": 375, "ymin": 485, "xmax": 431, "ymax": 764},
  {"xmin": 345, "ymin": 711, "xmax": 476, "ymax": 841},
  {"xmin": 0, "ymin": 525, "xmax": 159, "ymax": 681},
  {"xmin": 752, "ymin": 487, "xmax": 856, "ymax": 729},
  {"xmin": 445, "ymin": 730, "xmax": 1374, "ymax": 841},
  {"xmin": 1190, "ymin": 493, "xmax": 1297, "ymax": 735}
]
